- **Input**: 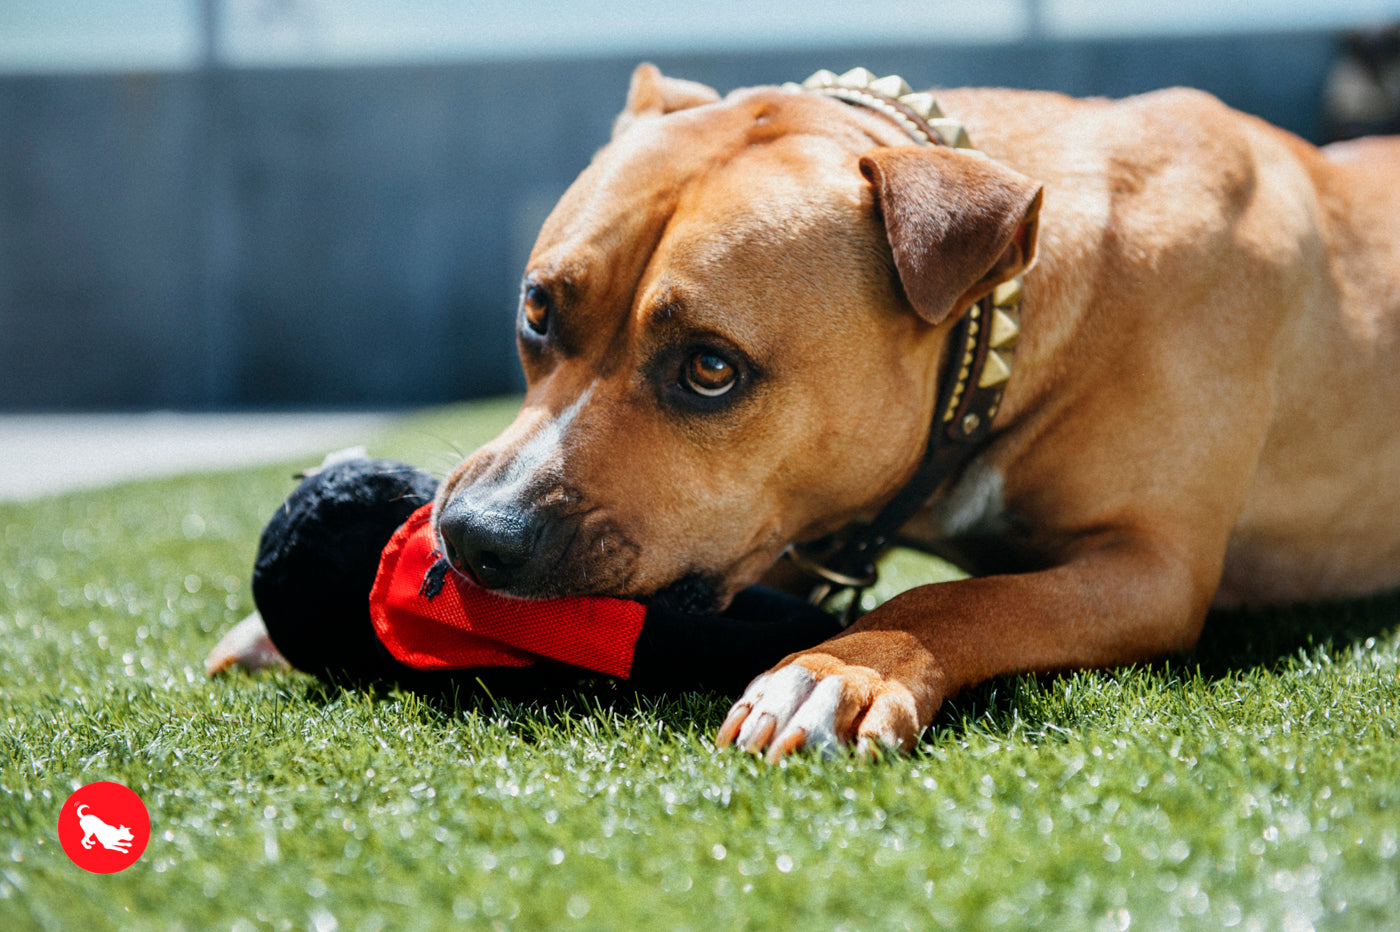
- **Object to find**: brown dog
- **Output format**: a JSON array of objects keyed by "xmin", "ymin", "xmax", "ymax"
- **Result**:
[{"xmin": 434, "ymin": 63, "xmax": 1400, "ymax": 761}]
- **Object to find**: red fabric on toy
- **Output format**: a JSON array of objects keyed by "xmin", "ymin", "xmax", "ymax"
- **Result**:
[{"xmin": 369, "ymin": 504, "xmax": 647, "ymax": 677}]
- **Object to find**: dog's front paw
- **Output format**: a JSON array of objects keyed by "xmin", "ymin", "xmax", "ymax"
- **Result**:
[{"xmin": 715, "ymin": 648, "xmax": 938, "ymax": 762}]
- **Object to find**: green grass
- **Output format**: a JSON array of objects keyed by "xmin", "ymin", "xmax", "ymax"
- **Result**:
[{"xmin": 2, "ymin": 398, "xmax": 1399, "ymax": 931}]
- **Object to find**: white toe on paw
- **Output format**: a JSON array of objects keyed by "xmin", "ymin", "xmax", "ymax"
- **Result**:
[
  {"xmin": 734, "ymin": 671, "xmax": 772, "ymax": 708},
  {"xmin": 772, "ymin": 674, "xmax": 846, "ymax": 758},
  {"xmin": 736, "ymin": 665, "xmax": 815, "ymax": 748}
]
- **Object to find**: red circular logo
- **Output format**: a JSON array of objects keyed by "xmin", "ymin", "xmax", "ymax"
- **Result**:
[{"xmin": 57, "ymin": 782, "xmax": 151, "ymax": 873}]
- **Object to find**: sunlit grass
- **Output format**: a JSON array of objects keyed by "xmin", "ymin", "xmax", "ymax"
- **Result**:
[{"xmin": 2, "ymin": 398, "xmax": 1398, "ymax": 930}]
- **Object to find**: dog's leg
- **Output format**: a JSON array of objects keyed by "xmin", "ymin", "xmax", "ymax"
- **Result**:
[{"xmin": 719, "ymin": 532, "xmax": 1209, "ymax": 760}]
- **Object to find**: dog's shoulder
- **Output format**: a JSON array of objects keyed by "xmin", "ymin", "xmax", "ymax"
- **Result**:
[
  {"xmin": 947, "ymin": 86, "xmax": 1262, "ymax": 178},
  {"xmin": 951, "ymin": 86, "xmax": 1322, "ymax": 269}
]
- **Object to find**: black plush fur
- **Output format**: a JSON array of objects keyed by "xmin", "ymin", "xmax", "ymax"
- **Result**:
[{"xmin": 252, "ymin": 458, "xmax": 436, "ymax": 680}]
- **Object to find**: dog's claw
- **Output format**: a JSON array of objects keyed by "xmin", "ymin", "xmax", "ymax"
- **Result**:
[
  {"xmin": 764, "ymin": 726, "xmax": 808, "ymax": 764},
  {"xmin": 715, "ymin": 704, "xmax": 750, "ymax": 748},
  {"xmin": 743, "ymin": 713, "xmax": 778, "ymax": 752}
]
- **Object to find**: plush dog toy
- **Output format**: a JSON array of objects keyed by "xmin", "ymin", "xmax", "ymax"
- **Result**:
[{"xmin": 212, "ymin": 455, "xmax": 841, "ymax": 694}]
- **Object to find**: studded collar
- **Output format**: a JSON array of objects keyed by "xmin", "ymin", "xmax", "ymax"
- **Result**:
[{"xmin": 781, "ymin": 68, "xmax": 1025, "ymax": 619}]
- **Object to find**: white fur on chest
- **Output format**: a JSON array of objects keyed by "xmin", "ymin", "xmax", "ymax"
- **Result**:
[{"xmin": 929, "ymin": 459, "xmax": 1006, "ymax": 539}]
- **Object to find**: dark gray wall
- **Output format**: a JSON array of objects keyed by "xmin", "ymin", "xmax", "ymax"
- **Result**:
[{"xmin": 0, "ymin": 31, "xmax": 1342, "ymax": 410}]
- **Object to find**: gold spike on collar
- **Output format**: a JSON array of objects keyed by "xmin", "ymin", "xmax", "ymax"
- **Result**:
[{"xmin": 783, "ymin": 67, "xmax": 981, "ymax": 154}]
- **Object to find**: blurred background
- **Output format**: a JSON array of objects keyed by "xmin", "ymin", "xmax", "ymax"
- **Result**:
[{"xmin": 4, "ymin": 0, "xmax": 1400, "ymax": 412}]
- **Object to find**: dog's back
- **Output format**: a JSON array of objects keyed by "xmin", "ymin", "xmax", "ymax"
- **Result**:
[{"xmin": 1218, "ymin": 131, "xmax": 1400, "ymax": 604}]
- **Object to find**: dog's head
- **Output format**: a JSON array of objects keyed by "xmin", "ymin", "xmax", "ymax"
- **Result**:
[{"xmin": 435, "ymin": 65, "xmax": 1041, "ymax": 612}]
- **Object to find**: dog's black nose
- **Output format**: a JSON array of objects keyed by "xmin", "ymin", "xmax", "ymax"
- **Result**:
[{"xmin": 437, "ymin": 499, "xmax": 537, "ymax": 590}]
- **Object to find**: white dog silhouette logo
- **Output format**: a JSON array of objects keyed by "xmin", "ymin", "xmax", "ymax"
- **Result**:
[
  {"xmin": 75, "ymin": 803, "xmax": 135, "ymax": 853},
  {"xmin": 60, "ymin": 782, "xmax": 150, "ymax": 872}
]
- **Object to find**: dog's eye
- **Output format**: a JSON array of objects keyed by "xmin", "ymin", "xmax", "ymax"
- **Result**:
[
  {"xmin": 522, "ymin": 284, "xmax": 550, "ymax": 335},
  {"xmin": 683, "ymin": 352, "xmax": 737, "ymax": 397}
]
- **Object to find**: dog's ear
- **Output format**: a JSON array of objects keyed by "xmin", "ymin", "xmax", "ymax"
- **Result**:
[
  {"xmin": 612, "ymin": 63, "xmax": 720, "ymax": 138},
  {"xmin": 860, "ymin": 146, "xmax": 1043, "ymax": 325}
]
